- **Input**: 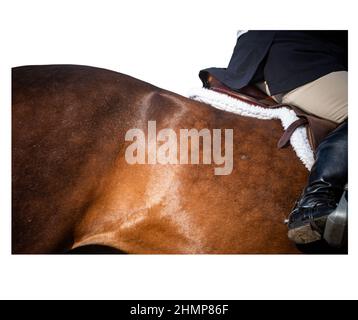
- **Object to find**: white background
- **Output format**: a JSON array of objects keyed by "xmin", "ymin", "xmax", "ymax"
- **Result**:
[{"xmin": 1, "ymin": 0, "xmax": 357, "ymax": 300}]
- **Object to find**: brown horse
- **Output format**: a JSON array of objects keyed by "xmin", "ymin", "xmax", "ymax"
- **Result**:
[{"xmin": 12, "ymin": 64, "xmax": 309, "ymax": 254}]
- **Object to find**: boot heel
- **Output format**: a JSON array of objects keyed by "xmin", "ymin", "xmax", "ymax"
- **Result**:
[{"xmin": 288, "ymin": 224, "xmax": 322, "ymax": 244}]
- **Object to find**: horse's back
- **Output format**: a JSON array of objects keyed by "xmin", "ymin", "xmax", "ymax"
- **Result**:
[
  {"xmin": 12, "ymin": 65, "xmax": 154, "ymax": 253},
  {"xmin": 12, "ymin": 65, "xmax": 307, "ymax": 254}
]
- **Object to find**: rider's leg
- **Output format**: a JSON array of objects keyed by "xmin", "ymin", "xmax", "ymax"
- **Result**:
[
  {"xmin": 280, "ymin": 71, "xmax": 347, "ymax": 124},
  {"xmin": 256, "ymin": 72, "xmax": 348, "ymax": 244},
  {"xmin": 256, "ymin": 71, "xmax": 347, "ymax": 123},
  {"xmin": 256, "ymin": 71, "xmax": 348, "ymax": 244},
  {"xmin": 287, "ymin": 120, "xmax": 348, "ymax": 244}
]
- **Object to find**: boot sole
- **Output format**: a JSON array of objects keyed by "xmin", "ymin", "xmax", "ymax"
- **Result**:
[{"xmin": 288, "ymin": 224, "xmax": 322, "ymax": 244}]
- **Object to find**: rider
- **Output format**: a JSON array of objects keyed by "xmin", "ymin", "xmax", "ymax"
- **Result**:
[{"xmin": 199, "ymin": 31, "xmax": 348, "ymax": 245}]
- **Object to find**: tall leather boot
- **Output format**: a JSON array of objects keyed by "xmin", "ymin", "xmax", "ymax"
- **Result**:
[{"xmin": 287, "ymin": 120, "xmax": 348, "ymax": 244}]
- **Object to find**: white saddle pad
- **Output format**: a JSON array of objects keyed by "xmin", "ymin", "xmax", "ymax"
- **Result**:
[{"xmin": 188, "ymin": 87, "xmax": 314, "ymax": 171}]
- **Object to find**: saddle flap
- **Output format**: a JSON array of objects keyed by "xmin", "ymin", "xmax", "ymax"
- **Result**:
[{"xmin": 290, "ymin": 105, "xmax": 338, "ymax": 151}]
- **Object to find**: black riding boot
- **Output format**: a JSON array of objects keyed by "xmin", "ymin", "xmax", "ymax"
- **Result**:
[{"xmin": 287, "ymin": 120, "xmax": 348, "ymax": 244}]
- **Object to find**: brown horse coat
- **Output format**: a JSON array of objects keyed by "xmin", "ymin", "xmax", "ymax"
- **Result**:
[{"xmin": 12, "ymin": 65, "xmax": 307, "ymax": 254}]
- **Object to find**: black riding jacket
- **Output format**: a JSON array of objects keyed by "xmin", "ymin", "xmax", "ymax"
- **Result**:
[{"xmin": 199, "ymin": 30, "xmax": 348, "ymax": 95}]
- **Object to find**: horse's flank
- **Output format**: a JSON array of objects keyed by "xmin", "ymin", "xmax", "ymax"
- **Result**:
[{"xmin": 12, "ymin": 65, "xmax": 307, "ymax": 254}]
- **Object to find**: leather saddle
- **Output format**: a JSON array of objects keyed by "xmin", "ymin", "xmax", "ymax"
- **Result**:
[{"xmin": 201, "ymin": 73, "xmax": 338, "ymax": 154}]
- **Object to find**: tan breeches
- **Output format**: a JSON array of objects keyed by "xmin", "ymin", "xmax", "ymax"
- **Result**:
[{"xmin": 255, "ymin": 71, "xmax": 348, "ymax": 124}]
